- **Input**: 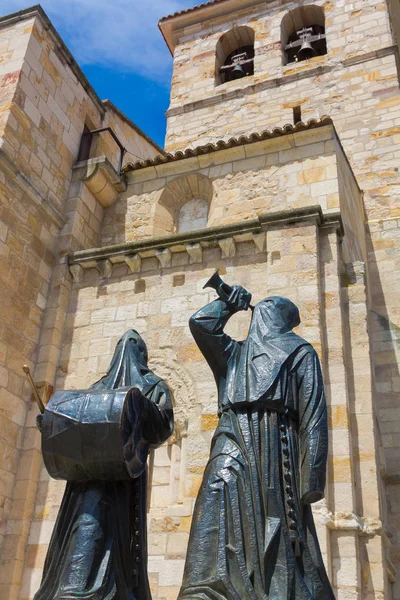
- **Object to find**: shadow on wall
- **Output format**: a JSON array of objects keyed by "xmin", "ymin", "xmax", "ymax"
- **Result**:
[
  {"xmin": 366, "ymin": 224, "xmax": 400, "ymax": 596},
  {"xmin": 349, "ymin": 224, "xmax": 399, "ymax": 596}
]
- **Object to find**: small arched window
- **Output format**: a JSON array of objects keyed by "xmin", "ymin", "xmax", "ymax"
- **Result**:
[
  {"xmin": 154, "ymin": 174, "xmax": 213, "ymax": 237},
  {"xmin": 216, "ymin": 26, "xmax": 255, "ymax": 86},
  {"xmin": 282, "ymin": 5, "xmax": 327, "ymax": 65},
  {"xmin": 178, "ymin": 198, "xmax": 208, "ymax": 233}
]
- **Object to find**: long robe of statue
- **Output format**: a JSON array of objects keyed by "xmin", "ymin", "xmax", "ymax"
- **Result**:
[
  {"xmin": 34, "ymin": 330, "xmax": 174, "ymax": 600},
  {"xmin": 178, "ymin": 288, "xmax": 335, "ymax": 600}
]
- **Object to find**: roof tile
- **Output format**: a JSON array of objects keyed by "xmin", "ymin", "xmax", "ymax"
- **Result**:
[
  {"xmin": 123, "ymin": 116, "xmax": 333, "ymax": 172},
  {"xmin": 159, "ymin": 0, "xmax": 225, "ymax": 23}
]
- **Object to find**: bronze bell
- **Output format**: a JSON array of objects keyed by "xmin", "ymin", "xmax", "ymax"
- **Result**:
[
  {"xmin": 231, "ymin": 64, "xmax": 246, "ymax": 79},
  {"xmin": 297, "ymin": 39, "xmax": 317, "ymax": 61}
]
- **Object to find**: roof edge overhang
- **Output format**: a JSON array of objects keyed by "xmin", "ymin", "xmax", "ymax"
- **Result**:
[
  {"xmin": 158, "ymin": 0, "xmax": 265, "ymax": 55},
  {"xmin": 123, "ymin": 116, "xmax": 335, "ymax": 172}
]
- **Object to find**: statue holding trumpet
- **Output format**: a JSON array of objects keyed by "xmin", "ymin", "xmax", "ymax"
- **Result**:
[{"xmin": 179, "ymin": 271, "xmax": 334, "ymax": 600}]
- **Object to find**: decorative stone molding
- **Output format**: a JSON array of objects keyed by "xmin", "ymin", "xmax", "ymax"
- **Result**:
[
  {"xmin": 323, "ymin": 509, "xmax": 385, "ymax": 538},
  {"xmin": 124, "ymin": 255, "xmax": 142, "ymax": 274},
  {"xmin": 97, "ymin": 259, "xmax": 112, "ymax": 279},
  {"xmin": 345, "ymin": 261, "xmax": 366, "ymax": 286},
  {"xmin": 186, "ymin": 243, "xmax": 203, "ymax": 264},
  {"xmin": 311, "ymin": 504, "xmax": 392, "ymax": 549},
  {"xmin": 252, "ymin": 232, "xmax": 266, "ymax": 253},
  {"xmin": 69, "ymin": 264, "xmax": 84, "ymax": 283},
  {"xmin": 156, "ymin": 248, "xmax": 172, "ymax": 269},
  {"xmin": 149, "ymin": 352, "xmax": 197, "ymax": 439},
  {"xmin": 73, "ymin": 156, "xmax": 127, "ymax": 208},
  {"xmin": 68, "ymin": 206, "xmax": 343, "ymax": 281},
  {"xmin": 219, "ymin": 237, "xmax": 236, "ymax": 258}
]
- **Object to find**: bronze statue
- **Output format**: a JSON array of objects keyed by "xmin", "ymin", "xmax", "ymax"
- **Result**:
[
  {"xmin": 178, "ymin": 273, "xmax": 334, "ymax": 600},
  {"xmin": 34, "ymin": 329, "xmax": 173, "ymax": 600}
]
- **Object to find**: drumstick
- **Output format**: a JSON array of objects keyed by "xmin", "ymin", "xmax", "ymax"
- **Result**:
[{"xmin": 22, "ymin": 365, "xmax": 45, "ymax": 414}]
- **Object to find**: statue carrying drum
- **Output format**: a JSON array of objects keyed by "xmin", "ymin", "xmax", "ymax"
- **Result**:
[{"xmin": 29, "ymin": 329, "xmax": 174, "ymax": 600}]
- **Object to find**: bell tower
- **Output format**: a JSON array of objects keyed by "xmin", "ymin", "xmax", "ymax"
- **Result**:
[
  {"xmin": 159, "ymin": 0, "xmax": 398, "ymax": 152},
  {"xmin": 159, "ymin": 1, "xmax": 400, "ymax": 598}
]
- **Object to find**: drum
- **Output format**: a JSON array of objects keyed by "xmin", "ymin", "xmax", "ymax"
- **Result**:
[{"xmin": 42, "ymin": 387, "xmax": 139, "ymax": 481}]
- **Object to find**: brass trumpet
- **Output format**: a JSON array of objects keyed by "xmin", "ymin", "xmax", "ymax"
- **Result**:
[{"xmin": 203, "ymin": 270, "xmax": 254, "ymax": 311}]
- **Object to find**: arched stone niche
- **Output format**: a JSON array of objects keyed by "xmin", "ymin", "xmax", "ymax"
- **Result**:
[
  {"xmin": 152, "ymin": 173, "xmax": 213, "ymax": 237},
  {"xmin": 147, "ymin": 352, "xmax": 196, "ymax": 507}
]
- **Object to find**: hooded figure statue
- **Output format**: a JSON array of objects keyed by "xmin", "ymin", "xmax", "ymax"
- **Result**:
[
  {"xmin": 178, "ymin": 287, "xmax": 334, "ymax": 600},
  {"xmin": 34, "ymin": 330, "xmax": 173, "ymax": 600}
]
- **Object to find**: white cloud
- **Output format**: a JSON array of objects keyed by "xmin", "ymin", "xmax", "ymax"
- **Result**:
[{"xmin": 1, "ymin": 0, "xmax": 198, "ymax": 81}]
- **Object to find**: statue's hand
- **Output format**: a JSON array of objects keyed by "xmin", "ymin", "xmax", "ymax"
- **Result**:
[
  {"xmin": 36, "ymin": 414, "xmax": 43, "ymax": 433},
  {"xmin": 226, "ymin": 285, "xmax": 252, "ymax": 312},
  {"xmin": 302, "ymin": 490, "xmax": 323, "ymax": 505}
]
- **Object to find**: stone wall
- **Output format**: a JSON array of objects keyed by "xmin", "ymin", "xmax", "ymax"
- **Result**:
[
  {"xmin": 27, "ymin": 217, "xmax": 384, "ymax": 600},
  {"xmin": 0, "ymin": 7, "xmax": 163, "ymax": 600},
  {"xmin": 22, "ymin": 123, "xmax": 389, "ymax": 599},
  {"xmin": 165, "ymin": 0, "xmax": 394, "ymax": 151},
  {"xmin": 0, "ymin": 1, "xmax": 398, "ymax": 599},
  {"xmin": 0, "ymin": 163, "xmax": 62, "ymax": 600},
  {"xmin": 162, "ymin": 0, "xmax": 400, "ymax": 593},
  {"xmin": 103, "ymin": 124, "xmax": 363, "ymax": 262}
]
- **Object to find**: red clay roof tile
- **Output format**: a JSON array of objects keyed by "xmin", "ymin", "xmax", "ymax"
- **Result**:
[
  {"xmin": 159, "ymin": 0, "xmax": 226, "ymax": 23},
  {"xmin": 123, "ymin": 116, "xmax": 333, "ymax": 172}
]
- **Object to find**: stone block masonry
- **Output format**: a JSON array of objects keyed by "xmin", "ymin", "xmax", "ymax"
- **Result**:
[
  {"xmin": 0, "ymin": 6, "xmax": 162, "ymax": 600},
  {"xmin": 159, "ymin": 0, "xmax": 400, "ymax": 595},
  {"xmin": 0, "ymin": 1, "xmax": 399, "ymax": 599},
  {"xmin": 28, "ymin": 120, "xmax": 383, "ymax": 600}
]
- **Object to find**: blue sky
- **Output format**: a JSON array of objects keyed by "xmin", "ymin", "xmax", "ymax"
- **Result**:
[{"xmin": 1, "ymin": 1, "xmax": 201, "ymax": 148}]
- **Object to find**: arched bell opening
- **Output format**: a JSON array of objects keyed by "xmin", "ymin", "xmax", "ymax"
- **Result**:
[
  {"xmin": 215, "ymin": 26, "xmax": 255, "ymax": 86},
  {"xmin": 281, "ymin": 5, "xmax": 327, "ymax": 66}
]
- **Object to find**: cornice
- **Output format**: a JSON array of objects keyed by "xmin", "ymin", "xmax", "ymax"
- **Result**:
[
  {"xmin": 67, "ymin": 206, "xmax": 343, "ymax": 282},
  {"xmin": 124, "ymin": 117, "xmax": 333, "ymax": 172},
  {"xmin": 159, "ymin": 0, "xmax": 265, "ymax": 55}
]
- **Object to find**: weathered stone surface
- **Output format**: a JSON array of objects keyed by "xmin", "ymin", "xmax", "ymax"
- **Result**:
[{"xmin": 0, "ymin": 1, "xmax": 399, "ymax": 599}]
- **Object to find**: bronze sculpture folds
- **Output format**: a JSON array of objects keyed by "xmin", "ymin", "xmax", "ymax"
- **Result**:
[
  {"xmin": 34, "ymin": 330, "xmax": 173, "ymax": 600},
  {"xmin": 178, "ymin": 285, "xmax": 334, "ymax": 599},
  {"xmin": 34, "ymin": 277, "xmax": 334, "ymax": 600}
]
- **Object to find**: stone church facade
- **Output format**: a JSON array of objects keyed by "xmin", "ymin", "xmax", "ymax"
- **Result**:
[{"xmin": 0, "ymin": 1, "xmax": 399, "ymax": 599}]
